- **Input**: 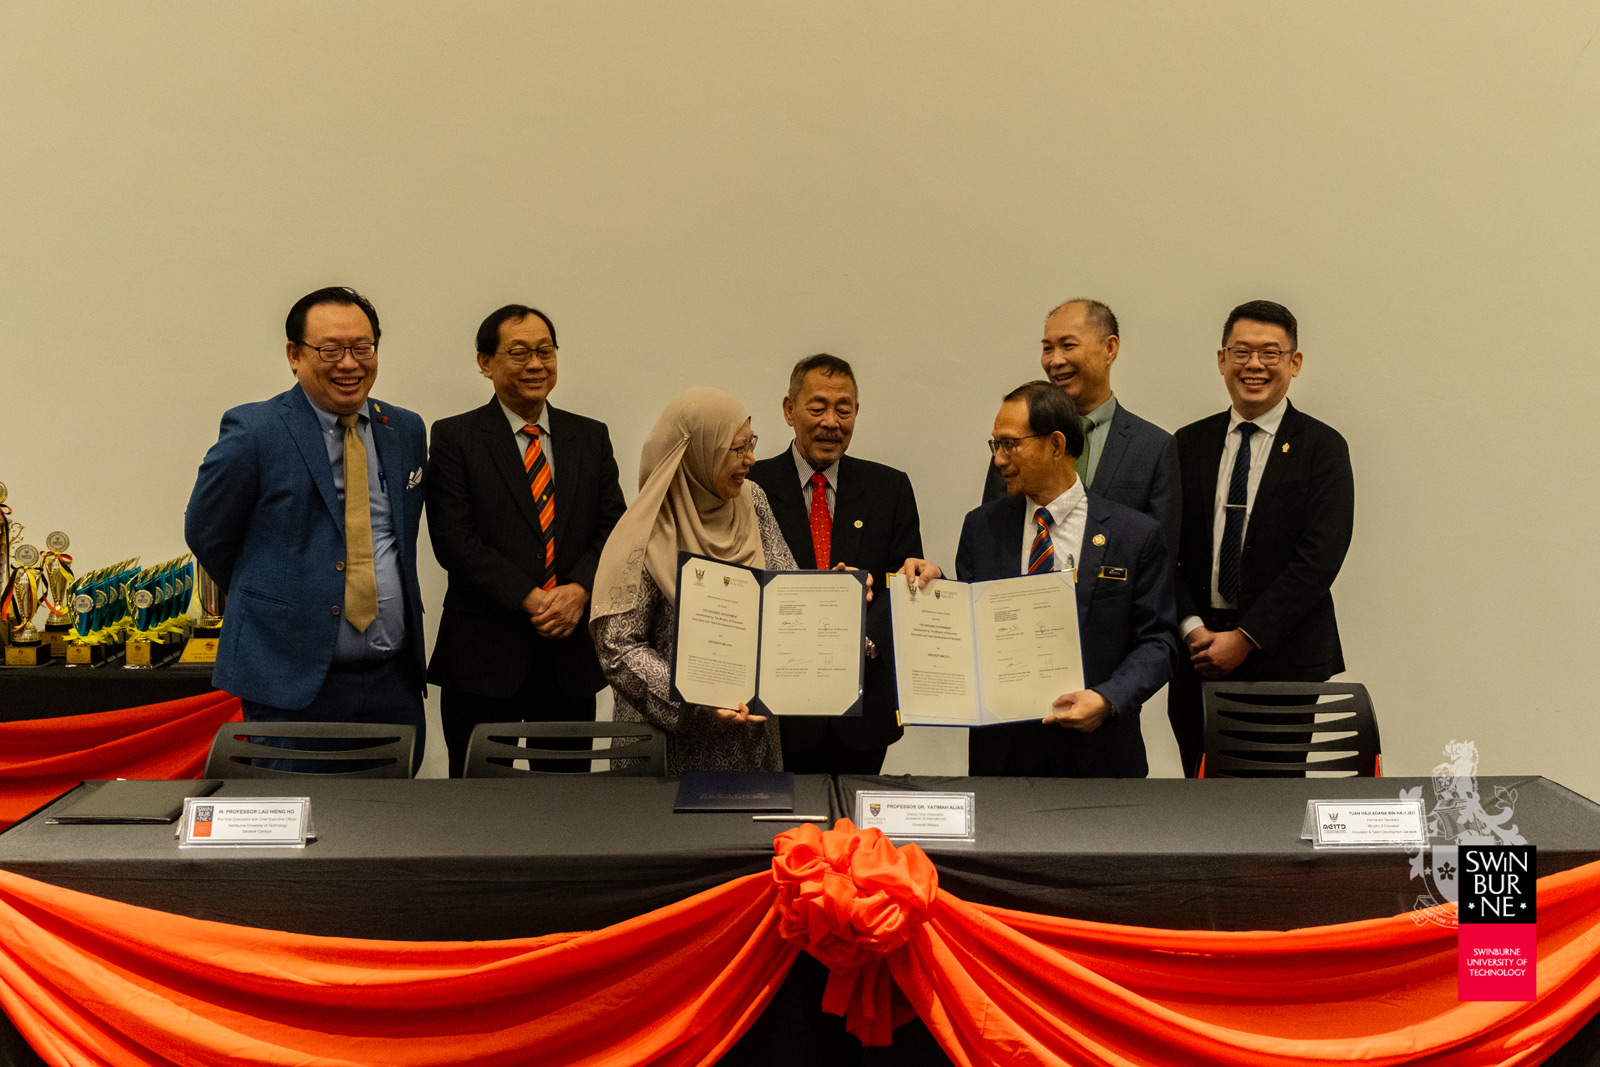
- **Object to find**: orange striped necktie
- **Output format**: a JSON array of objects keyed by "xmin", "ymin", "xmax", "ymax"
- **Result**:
[{"xmin": 522, "ymin": 425, "xmax": 557, "ymax": 590}]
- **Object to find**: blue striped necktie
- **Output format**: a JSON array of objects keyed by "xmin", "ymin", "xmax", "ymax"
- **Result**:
[{"xmin": 1027, "ymin": 507, "xmax": 1055, "ymax": 574}]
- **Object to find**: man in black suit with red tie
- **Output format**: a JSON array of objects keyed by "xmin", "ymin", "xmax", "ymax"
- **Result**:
[
  {"xmin": 748, "ymin": 354, "xmax": 923, "ymax": 774},
  {"xmin": 1169, "ymin": 300, "xmax": 1355, "ymax": 777},
  {"xmin": 426, "ymin": 304, "xmax": 627, "ymax": 777}
]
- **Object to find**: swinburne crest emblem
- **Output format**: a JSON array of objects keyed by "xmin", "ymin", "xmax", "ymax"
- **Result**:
[{"xmin": 1405, "ymin": 740, "xmax": 1525, "ymax": 925}]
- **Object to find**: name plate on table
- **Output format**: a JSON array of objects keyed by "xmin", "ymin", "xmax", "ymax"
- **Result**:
[
  {"xmin": 179, "ymin": 797, "xmax": 312, "ymax": 848},
  {"xmin": 1300, "ymin": 799, "xmax": 1425, "ymax": 849},
  {"xmin": 854, "ymin": 791, "xmax": 974, "ymax": 841}
]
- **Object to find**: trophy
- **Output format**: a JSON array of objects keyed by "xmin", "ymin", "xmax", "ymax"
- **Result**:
[
  {"xmin": 0, "ymin": 482, "xmax": 12, "ymax": 650},
  {"xmin": 41, "ymin": 531, "xmax": 75, "ymax": 658},
  {"xmin": 179, "ymin": 562, "xmax": 224, "ymax": 663},
  {"xmin": 4, "ymin": 544, "xmax": 53, "ymax": 667}
]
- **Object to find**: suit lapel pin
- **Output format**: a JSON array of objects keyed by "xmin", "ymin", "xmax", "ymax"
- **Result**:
[
  {"xmin": 1281, "ymin": 442, "xmax": 1290, "ymax": 452},
  {"xmin": 853, "ymin": 520, "xmax": 863, "ymax": 529},
  {"xmin": 1092, "ymin": 534, "xmax": 1106, "ymax": 546}
]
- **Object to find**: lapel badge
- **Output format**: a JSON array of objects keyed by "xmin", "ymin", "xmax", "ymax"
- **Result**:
[
  {"xmin": 853, "ymin": 519, "xmax": 863, "ymax": 529},
  {"xmin": 1281, "ymin": 442, "xmax": 1290, "ymax": 452},
  {"xmin": 1092, "ymin": 534, "xmax": 1106, "ymax": 547}
]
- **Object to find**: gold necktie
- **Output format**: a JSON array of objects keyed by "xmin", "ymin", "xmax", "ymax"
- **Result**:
[{"xmin": 338, "ymin": 413, "xmax": 379, "ymax": 632}]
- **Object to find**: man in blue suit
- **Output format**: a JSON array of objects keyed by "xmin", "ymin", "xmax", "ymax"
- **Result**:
[
  {"xmin": 910, "ymin": 381, "xmax": 1178, "ymax": 776},
  {"xmin": 983, "ymin": 299, "xmax": 1180, "ymax": 556},
  {"xmin": 186, "ymin": 287, "xmax": 429, "ymax": 767}
]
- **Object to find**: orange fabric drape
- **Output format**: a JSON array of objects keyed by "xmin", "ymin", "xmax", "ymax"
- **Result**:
[
  {"xmin": 772, "ymin": 821, "xmax": 1600, "ymax": 1066},
  {"xmin": 2, "ymin": 818, "xmax": 1598, "ymax": 1066},
  {"xmin": 0, "ymin": 691, "xmax": 242, "ymax": 829},
  {"xmin": 0, "ymin": 867, "xmax": 797, "ymax": 1067}
]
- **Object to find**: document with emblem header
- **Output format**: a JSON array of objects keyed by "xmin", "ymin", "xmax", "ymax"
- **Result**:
[
  {"xmin": 671, "ymin": 552, "xmax": 866, "ymax": 718},
  {"xmin": 889, "ymin": 571, "xmax": 1083, "ymax": 726}
]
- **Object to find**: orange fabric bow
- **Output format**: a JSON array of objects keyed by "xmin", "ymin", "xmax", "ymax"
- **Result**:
[{"xmin": 771, "ymin": 818, "xmax": 937, "ymax": 1045}]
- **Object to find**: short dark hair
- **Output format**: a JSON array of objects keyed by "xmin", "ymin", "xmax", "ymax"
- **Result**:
[
  {"xmin": 285, "ymin": 287, "xmax": 381, "ymax": 345},
  {"xmin": 476, "ymin": 304, "xmax": 559, "ymax": 356},
  {"xmin": 1048, "ymin": 298, "xmax": 1119, "ymax": 342},
  {"xmin": 1003, "ymin": 380, "xmax": 1084, "ymax": 458},
  {"xmin": 786, "ymin": 353, "xmax": 857, "ymax": 401},
  {"xmin": 1223, "ymin": 300, "xmax": 1297, "ymax": 350}
]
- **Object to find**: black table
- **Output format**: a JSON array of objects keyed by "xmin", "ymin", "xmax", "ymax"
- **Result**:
[
  {"xmin": 838, "ymin": 774, "xmax": 1600, "ymax": 929},
  {"xmin": 0, "ymin": 662, "xmax": 216, "ymax": 722},
  {"xmin": 3, "ymin": 774, "xmax": 1599, "ymax": 1067}
]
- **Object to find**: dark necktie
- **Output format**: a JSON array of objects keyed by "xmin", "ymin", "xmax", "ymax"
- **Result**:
[
  {"xmin": 808, "ymin": 472, "xmax": 831, "ymax": 569},
  {"xmin": 1027, "ymin": 507, "xmax": 1055, "ymax": 574},
  {"xmin": 522, "ymin": 426, "xmax": 556, "ymax": 591},
  {"xmin": 1217, "ymin": 422, "xmax": 1259, "ymax": 604}
]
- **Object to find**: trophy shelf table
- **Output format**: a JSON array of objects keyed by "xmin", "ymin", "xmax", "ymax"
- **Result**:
[{"xmin": 0, "ymin": 662, "xmax": 217, "ymax": 723}]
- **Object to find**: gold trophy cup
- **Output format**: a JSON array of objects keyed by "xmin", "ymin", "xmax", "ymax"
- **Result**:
[
  {"xmin": 5, "ymin": 544, "xmax": 53, "ymax": 667},
  {"xmin": 42, "ymin": 531, "xmax": 74, "ymax": 658}
]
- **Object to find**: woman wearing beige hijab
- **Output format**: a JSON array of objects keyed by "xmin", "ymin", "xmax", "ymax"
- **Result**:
[{"xmin": 590, "ymin": 387, "xmax": 796, "ymax": 774}]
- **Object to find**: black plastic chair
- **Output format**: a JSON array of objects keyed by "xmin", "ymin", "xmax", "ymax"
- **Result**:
[
  {"xmin": 1199, "ymin": 681, "xmax": 1381, "ymax": 778},
  {"xmin": 464, "ymin": 721, "xmax": 668, "ymax": 777},
  {"xmin": 204, "ymin": 722, "xmax": 416, "ymax": 778}
]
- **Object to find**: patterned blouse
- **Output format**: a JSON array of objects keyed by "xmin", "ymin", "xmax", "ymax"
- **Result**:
[{"xmin": 592, "ymin": 483, "xmax": 797, "ymax": 775}]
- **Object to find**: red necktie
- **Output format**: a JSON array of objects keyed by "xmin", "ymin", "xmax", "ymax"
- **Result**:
[
  {"xmin": 522, "ymin": 426, "xmax": 557, "ymax": 591},
  {"xmin": 809, "ymin": 472, "xmax": 831, "ymax": 570}
]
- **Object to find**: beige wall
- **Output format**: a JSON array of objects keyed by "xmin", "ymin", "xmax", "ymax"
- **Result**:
[{"xmin": 5, "ymin": 2, "xmax": 1598, "ymax": 790}]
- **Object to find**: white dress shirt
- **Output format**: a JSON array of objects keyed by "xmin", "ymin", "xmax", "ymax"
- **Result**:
[
  {"xmin": 1019, "ymin": 478, "xmax": 1088, "ymax": 580},
  {"xmin": 1178, "ymin": 396, "xmax": 1287, "ymax": 637},
  {"xmin": 791, "ymin": 442, "xmax": 838, "ymax": 513},
  {"xmin": 499, "ymin": 400, "xmax": 555, "ymax": 479}
]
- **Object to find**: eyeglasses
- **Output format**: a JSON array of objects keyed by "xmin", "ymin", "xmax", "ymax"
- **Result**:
[
  {"xmin": 987, "ymin": 434, "xmax": 1046, "ymax": 455},
  {"xmin": 1224, "ymin": 346, "xmax": 1291, "ymax": 366},
  {"xmin": 301, "ymin": 341, "xmax": 377, "ymax": 363},
  {"xmin": 728, "ymin": 435, "xmax": 759, "ymax": 456},
  {"xmin": 499, "ymin": 344, "xmax": 558, "ymax": 365}
]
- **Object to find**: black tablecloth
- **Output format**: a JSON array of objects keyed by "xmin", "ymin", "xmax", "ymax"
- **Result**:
[
  {"xmin": 837, "ymin": 774, "xmax": 1600, "ymax": 930},
  {"xmin": 3, "ymin": 774, "xmax": 1599, "ymax": 1067},
  {"xmin": 0, "ymin": 662, "xmax": 216, "ymax": 722}
]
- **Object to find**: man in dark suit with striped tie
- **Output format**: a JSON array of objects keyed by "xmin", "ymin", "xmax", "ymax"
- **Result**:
[
  {"xmin": 426, "ymin": 304, "xmax": 627, "ymax": 776},
  {"xmin": 1169, "ymin": 300, "xmax": 1355, "ymax": 777},
  {"xmin": 903, "ymin": 381, "xmax": 1179, "ymax": 777}
]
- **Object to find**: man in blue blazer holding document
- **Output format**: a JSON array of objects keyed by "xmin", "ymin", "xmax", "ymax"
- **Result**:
[
  {"xmin": 904, "ymin": 381, "xmax": 1178, "ymax": 777},
  {"xmin": 185, "ymin": 287, "xmax": 429, "ymax": 767}
]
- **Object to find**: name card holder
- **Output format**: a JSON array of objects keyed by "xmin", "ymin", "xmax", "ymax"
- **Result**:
[
  {"xmin": 179, "ymin": 797, "xmax": 313, "ymax": 848},
  {"xmin": 1300, "ymin": 799, "xmax": 1425, "ymax": 850},
  {"xmin": 855, "ymin": 790, "xmax": 975, "ymax": 842}
]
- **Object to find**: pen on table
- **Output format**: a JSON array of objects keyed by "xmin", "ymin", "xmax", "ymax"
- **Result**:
[{"xmin": 751, "ymin": 814, "xmax": 829, "ymax": 822}]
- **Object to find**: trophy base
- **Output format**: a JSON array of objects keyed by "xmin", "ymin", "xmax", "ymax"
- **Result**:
[
  {"xmin": 66, "ymin": 642, "xmax": 125, "ymax": 668},
  {"xmin": 179, "ymin": 633, "xmax": 221, "ymax": 664},
  {"xmin": 5, "ymin": 641, "xmax": 53, "ymax": 668},
  {"xmin": 127, "ymin": 632, "xmax": 187, "ymax": 669},
  {"xmin": 43, "ymin": 622, "xmax": 73, "ymax": 660}
]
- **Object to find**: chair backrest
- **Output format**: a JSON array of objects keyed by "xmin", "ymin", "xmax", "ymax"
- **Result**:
[
  {"xmin": 204, "ymin": 722, "xmax": 416, "ymax": 778},
  {"xmin": 464, "ymin": 721, "xmax": 668, "ymax": 778},
  {"xmin": 1200, "ymin": 681, "xmax": 1380, "ymax": 778}
]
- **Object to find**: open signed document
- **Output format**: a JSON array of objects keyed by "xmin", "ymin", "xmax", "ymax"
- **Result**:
[
  {"xmin": 671, "ymin": 553, "xmax": 865, "ymax": 718},
  {"xmin": 888, "ymin": 570, "xmax": 1083, "ymax": 726}
]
